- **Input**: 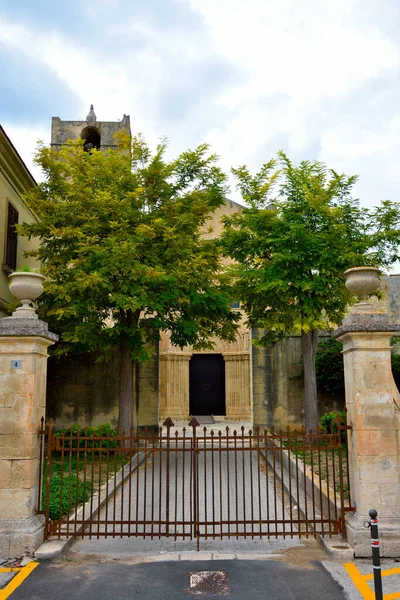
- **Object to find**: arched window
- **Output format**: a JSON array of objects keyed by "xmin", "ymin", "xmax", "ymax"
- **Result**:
[{"xmin": 81, "ymin": 126, "xmax": 101, "ymax": 151}]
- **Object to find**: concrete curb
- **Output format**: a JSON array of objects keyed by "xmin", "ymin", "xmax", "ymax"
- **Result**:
[
  {"xmin": 318, "ymin": 535, "xmax": 354, "ymax": 560},
  {"xmin": 70, "ymin": 551, "xmax": 285, "ymax": 563},
  {"xmin": 35, "ymin": 538, "xmax": 74, "ymax": 560},
  {"xmin": 140, "ymin": 552, "xmax": 284, "ymax": 562}
]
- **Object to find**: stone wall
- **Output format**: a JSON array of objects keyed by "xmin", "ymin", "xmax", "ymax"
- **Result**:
[
  {"xmin": 252, "ymin": 330, "xmax": 344, "ymax": 430},
  {"xmin": 46, "ymin": 330, "xmax": 344, "ymax": 431},
  {"xmin": 137, "ymin": 343, "xmax": 159, "ymax": 428},
  {"xmin": 46, "ymin": 352, "xmax": 120, "ymax": 429},
  {"xmin": 46, "ymin": 338, "xmax": 159, "ymax": 431}
]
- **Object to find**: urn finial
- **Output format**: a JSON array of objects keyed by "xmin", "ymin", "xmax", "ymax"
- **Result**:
[{"xmin": 344, "ymin": 266, "xmax": 381, "ymax": 313}]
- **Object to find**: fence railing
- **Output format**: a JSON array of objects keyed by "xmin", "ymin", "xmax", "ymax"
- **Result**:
[{"xmin": 37, "ymin": 416, "xmax": 353, "ymax": 543}]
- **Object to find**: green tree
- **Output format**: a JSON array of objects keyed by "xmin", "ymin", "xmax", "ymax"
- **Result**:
[
  {"xmin": 20, "ymin": 134, "xmax": 238, "ymax": 434},
  {"xmin": 221, "ymin": 151, "xmax": 400, "ymax": 431},
  {"xmin": 315, "ymin": 338, "xmax": 346, "ymax": 397}
]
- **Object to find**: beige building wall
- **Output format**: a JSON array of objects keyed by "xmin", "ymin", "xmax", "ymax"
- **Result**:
[{"xmin": 0, "ymin": 126, "xmax": 40, "ymax": 317}]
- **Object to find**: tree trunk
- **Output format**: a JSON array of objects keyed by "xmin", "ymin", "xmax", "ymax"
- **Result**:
[
  {"xmin": 301, "ymin": 329, "xmax": 319, "ymax": 433},
  {"xmin": 118, "ymin": 339, "xmax": 134, "ymax": 436},
  {"xmin": 118, "ymin": 309, "xmax": 140, "ymax": 436}
]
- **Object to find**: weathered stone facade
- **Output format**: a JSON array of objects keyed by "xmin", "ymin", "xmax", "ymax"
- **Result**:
[
  {"xmin": 157, "ymin": 199, "xmax": 252, "ymax": 422},
  {"xmin": 0, "ymin": 318, "xmax": 57, "ymax": 556},
  {"xmin": 46, "ymin": 334, "xmax": 159, "ymax": 431},
  {"xmin": 334, "ymin": 296, "xmax": 400, "ymax": 556},
  {"xmin": 251, "ymin": 332, "xmax": 344, "ymax": 430},
  {"xmin": 51, "ymin": 105, "xmax": 131, "ymax": 150}
]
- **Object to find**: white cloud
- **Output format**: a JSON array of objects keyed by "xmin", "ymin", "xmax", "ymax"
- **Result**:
[
  {"xmin": 0, "ymin": 16, "xmax": 141, "ymax": 124},
  {"xmin": 186, "ymin": 0, "xmax": 400, "ymax": 206},
  {"xmin": 0, "ymin": 10, "xmax": 223, "ymax": 160},
  {"xmin": 188, "ymin": 0, "xmax": 399, "ymax": 100},
  {"xmin": 1, "ymin": 0, "xmax": 400, "ymax": 210},
  {"xmin": 2, "ymin": 124, "xmax": 49, "ymax": 182}
]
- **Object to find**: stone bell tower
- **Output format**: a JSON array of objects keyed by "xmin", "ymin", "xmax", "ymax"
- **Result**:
[{"xmin": 51, "ymin": 105, "xmax": 131, "ymax": 150}]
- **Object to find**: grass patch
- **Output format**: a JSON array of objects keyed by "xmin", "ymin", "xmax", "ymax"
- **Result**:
[
  {"xmin": 42, "ymin": 424, "xmax": 136, "ymax": 521},
  {"xmin": 42, "ymin": 452, "xmax": 132, "ymax": 520},
  {"xmin": 284, "ymin": 442, "xmax": 350, "ymax": 501}
]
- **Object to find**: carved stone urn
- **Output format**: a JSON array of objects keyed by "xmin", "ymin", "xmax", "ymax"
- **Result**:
[
  {"xmin": 344, "ymin": 266, "xmax": 381, "ymax": 311},
  {"xmin": 8, "ymin": 272, "xmax": 46, "ymax": 318}
]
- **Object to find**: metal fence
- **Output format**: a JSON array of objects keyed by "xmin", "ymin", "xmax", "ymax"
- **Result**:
[{"xmin": 37, "ymin": 416, "xmax": 353, "ymax": 546}]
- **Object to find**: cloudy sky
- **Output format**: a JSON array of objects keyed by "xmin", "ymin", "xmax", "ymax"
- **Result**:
[{"xmin": 1, "ymin": 0, "xmax": 400, "ymax": 207}]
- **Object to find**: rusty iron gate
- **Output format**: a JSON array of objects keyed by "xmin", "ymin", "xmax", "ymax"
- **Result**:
[{"xmin": 38, "ymin": 417, "xmax": 353, "ymax": 545}]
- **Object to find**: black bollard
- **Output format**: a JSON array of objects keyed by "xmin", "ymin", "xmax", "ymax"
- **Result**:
[{"xmin": 369, "ymin": 509, "xmax": 383, "ymax": 600}]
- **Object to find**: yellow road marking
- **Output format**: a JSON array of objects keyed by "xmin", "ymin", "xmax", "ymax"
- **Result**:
[
  {"xmin": 344, "ymin": 563, "xmax": 375, "ymax": 600},
  {"xmin": 0, "ymin": 570, "xmax": 21, "ymax": 574},
  {"xmin": 0, "ymin": 562, "xmax": 39, "ymax": 600},
  {"xmin": 344, "ymin": 563, "xmax": 400, "ymax": 600},
  {"xmin": 364, "ymin": 570, "xmax": 400, "ymax": 581}
]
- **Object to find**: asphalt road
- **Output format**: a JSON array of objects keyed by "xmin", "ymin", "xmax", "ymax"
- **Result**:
[{"xmin": 7, "ymin": 559, "xmax": 346, "ymax": 600}]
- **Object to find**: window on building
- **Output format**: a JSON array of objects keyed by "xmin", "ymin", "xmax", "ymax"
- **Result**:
[{"xmin": 4, "ymin": 201, "xmax": 18, "ymax": 272}]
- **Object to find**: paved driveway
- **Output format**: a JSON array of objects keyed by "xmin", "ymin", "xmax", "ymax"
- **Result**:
[{"xmin": 74, "ymin": 442, "xmax": 303, "ymax": 557}]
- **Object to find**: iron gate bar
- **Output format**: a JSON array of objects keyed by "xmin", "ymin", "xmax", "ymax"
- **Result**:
[{"xmin": 38, "ymin": 417, "xmax": 353, "ymax": 543}]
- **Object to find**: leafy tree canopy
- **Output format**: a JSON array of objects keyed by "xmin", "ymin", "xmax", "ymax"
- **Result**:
[
  {"xmin": 19, "ymin": 133, "xmax": 239, "ymax": 431},
  {"xmin": 221, "ymin": 151, "xmax": 400, "ymax": 430},
  {"xmin": 221, "ymin": 151, "xmax": 400, "ymax": 345}
]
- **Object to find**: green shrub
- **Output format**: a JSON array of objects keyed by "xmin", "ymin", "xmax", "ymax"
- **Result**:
[
  {"xmin": 54, "ymin": 423, "xmax": 117, "ymax": 449},
  {"xmin": 42, "ymin": 473, "xmax": 92, "ymax": 520},
  {"xmin": 49, "ymin": 455, "xmax": 85, "ymax": 473},
  {"xmin": 320, "ymin": 411, "xmax": 345, "ymax": 433}
]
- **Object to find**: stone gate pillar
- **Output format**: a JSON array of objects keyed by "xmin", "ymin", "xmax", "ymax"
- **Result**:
[
  {"xmin": 0, "ymin": 318, "xmax": 57, "ymax": 557},
  {"xmin": 334, "ymin": 308, "xmax": 400, "ymax": 556}
]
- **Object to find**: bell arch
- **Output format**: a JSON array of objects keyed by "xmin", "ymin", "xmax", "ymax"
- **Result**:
[{"xmin": 81, "ymin": 125, "xmax": 101, "ymax": 150}]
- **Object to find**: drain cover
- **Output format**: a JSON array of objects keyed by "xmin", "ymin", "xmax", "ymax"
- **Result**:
[{"xmin": 189, "ymin": 571, "xmax": 229, "ymax": 595}]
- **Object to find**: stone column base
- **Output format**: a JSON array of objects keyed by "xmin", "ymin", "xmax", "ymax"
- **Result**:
[
  {"xmin": 0, "ymin": 515, "xmax": 44, "ymax": 558},
  {"xmin": 346, "ymin": 512, "xmax": 400, "ymax": 557}
]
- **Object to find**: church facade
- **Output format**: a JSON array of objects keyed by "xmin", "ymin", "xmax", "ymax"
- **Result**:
[{"xmin": 158, "ymin": 201, "xmax": 252, "ymax": 424}]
